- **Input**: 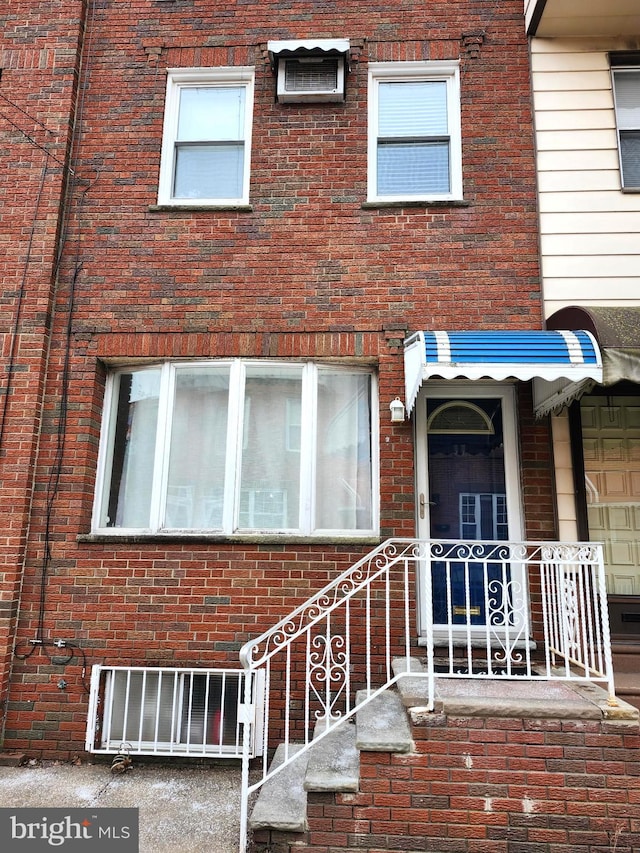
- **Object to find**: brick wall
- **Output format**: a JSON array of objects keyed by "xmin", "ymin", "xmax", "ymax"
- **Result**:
[
  {"xmin": 256, "ymin": 714, "xmax": 640, "ymax": 853},
  {"xmin": 1, "ymin": 0, "xmax": 549, "ymax": 758},
  {"xmin": 0, "ymin": 0, "xmax": 85, "ymax": 747}
]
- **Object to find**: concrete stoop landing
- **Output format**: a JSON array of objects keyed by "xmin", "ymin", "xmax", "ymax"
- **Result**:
[{"xmin": 248, "ymin": 657, "xmax": 639, "ymax": 839}]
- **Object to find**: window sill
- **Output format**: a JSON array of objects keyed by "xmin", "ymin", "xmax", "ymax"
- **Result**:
[
  {"xmin": 362, "ymin": 199, "xmax": 470, "ymax": 209},
  {"xmin": 78, "ymin": 532, "xmax": 382, "ymax": 546},
  {"xmin": 149, "ymin": 204, "xmax": 253, "ymax": 212}
]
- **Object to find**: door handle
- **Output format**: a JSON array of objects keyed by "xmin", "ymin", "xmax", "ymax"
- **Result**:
[{"xmin": 419, "ymin": 493, "xmax": 426, "ymax": 519}]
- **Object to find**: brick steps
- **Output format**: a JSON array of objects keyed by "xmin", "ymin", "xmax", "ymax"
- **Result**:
[{"xmin": 249, "ymin": 656, "xmax": 640, "ymax": 841}]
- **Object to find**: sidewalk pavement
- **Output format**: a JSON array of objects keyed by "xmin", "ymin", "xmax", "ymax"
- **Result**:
[{"xmin": 0, "ymin": 758, "xmax": 244, "ymax": 852}]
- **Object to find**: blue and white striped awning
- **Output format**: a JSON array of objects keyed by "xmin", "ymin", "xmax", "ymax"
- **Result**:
[{"xmin": 404, "ymin": 330, "xmax": 603, "ymax": 415}]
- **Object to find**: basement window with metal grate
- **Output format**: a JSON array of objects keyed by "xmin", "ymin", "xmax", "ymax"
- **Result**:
[{"xmin": 85, "ymin": 665, "xmax": 264, "ymax": 758}]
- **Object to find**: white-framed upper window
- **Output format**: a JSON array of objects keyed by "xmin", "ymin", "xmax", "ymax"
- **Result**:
[
  {"xmin": 612, "ymin": 65, "xmax": 640, "ymax": 190},
  {"xmin": 158, "ymin": 67, "xmax": 255, "ymax": 206},
  {"xmin": 367, "ymin": 61, "xmax": 462, "ymax": 203},
  {"xmin": 93, "ymin": 360, "xmax": 378, "ymax": 536}
]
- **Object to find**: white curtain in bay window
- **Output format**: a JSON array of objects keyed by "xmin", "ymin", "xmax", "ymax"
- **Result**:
[
  {"xmin": 238, "ymin": 365, "xmax": 302, "ymax": 530},
  {"xmin": 315, "ymin": 372, "xmax": 372, "ymax": 530},
  {"xmin": 110, "ymin": 370, "xmax": 161, "ymax": 528},
  {"xmin": 165, "ymin": 366, "xmax": 230, "ymax": 529}
]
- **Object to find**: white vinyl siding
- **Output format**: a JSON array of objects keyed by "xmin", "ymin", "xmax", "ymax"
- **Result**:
[{"xmin": 530, "ymin": 40, "xmax": 640, "ymax": 316}]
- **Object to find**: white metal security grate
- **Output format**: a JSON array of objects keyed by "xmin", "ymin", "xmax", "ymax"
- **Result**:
[{"xmin": 86, "ymin": 666, "xmax": 264, "ymax": 758}]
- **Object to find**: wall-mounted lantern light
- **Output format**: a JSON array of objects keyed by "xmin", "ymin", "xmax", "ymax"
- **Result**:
[{"xmin": 389, "ymin": 397, "xmax": 406, "ymax": 423}]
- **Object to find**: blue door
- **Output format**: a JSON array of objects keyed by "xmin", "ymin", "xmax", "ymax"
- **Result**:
[{"xmin": 426, "ymin": 397, "xmax": 511, "ymax": 626}]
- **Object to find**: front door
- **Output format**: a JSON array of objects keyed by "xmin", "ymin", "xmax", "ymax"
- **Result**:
[{"xmin": 415, "ymin": 385, "xmax": 524, "ymax": 634}]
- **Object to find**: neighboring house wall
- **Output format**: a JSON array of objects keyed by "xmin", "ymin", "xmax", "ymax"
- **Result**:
[
  {"xmin": 531, "ymin": 37, "xmax": 640, "ymax": 317},
  {"xmin": 531, "ymin": 25, "xmax": 640, "ymax": 654}
]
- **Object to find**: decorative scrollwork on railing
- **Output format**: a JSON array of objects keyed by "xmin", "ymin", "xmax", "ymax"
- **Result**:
[
  {"xmin": 560, "ymin": 572, "xmax": 581, "ymax": 656},
  {"xmin": 487, "ymin": 577, "xmax": 526, "ymax": 626},
  {"xmin": 308, "ymin": 633, "xmax": 349, "ymax": 722},
  {"xmin": 429, "ymin": 540, "xmax": 525, "ymax": 564},
  {"xmin": 487, "ymin": 576, "xmax": 528, "ymax": 668},
  {"xmin": 539, "ymin": 543, "xmax": 601, "ymax": 564},
  {"xmin": 240, "ymin": 538, "xmax": 424, "ymax": 669}
]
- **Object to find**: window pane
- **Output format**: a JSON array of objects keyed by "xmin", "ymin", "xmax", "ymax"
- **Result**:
[
  {"xmin": 238, "ymin": 366, "xmax": 302, "ymax": 530},
  {"xmin": 109, "ymin": 671, "xmax": 176, "ymax": 743},
  {"xmin": 102, "ymin": 370, "xmax": 161, "ymax": 528},
  {"xmin": 177, "ymin": 87, "xmax": 245, "ymax": 141},
  {"xmin": 173, "ymin": 144, "xmax": 244, "ymax": 199},
  {"xmin": 621, "ymin": 131, "xmax": 640, "ymax": 187},
  {"xmin": 427, "ymin": 398, "xmax": 506, "ymax": 541},
  {"xmin": 378, "ymin": 140, "xmax": 450, "ymax": 195},
  {"xmin": 315, "ymin": 372, "xmax": 373, "ymax": 530},
  {"xmin": 165, "ymin": 366, "xmax": 230, "ymax": 529},
  {"xmin": 378, "ymin": 80, "xmax": 447, "ymax": 137},
  {"xmin": 613, "ymin": 70, "xmax": 640, "ymax": 129}
]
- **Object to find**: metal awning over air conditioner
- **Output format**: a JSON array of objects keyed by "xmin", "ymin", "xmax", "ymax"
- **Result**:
[{"xmin": 267, "ymin": 39, "xmax": 350, "ymax": 103}]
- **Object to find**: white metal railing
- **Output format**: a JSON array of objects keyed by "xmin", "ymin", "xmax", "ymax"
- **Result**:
[
  {"xmin": 238, "ymin": 538, "xmax": 615, "ymax": 852},
  {"xmin": 86, "ymin": 665, "xmax": 264, "ymax": 759}
]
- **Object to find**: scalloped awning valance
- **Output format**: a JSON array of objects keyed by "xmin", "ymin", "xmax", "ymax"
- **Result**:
[{"xmin": 403, "ymin": 329, "xmax": 602, "ymax": 416}]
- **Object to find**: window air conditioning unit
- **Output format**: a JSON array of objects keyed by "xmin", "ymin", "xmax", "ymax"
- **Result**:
[{"xmin": 277, "ymin": 55, "xmax": 346, "ymax": 103}]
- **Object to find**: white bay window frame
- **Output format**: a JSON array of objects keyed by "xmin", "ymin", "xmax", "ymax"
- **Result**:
[
  {"xmin": 92, "ymin": 360, "xmax": 378, "ymax": 536},
  {"xmin": 158, "ymin": 67, "xmax": 255, "ymax": 206},
  {"xmin": 367, "ymin": 61, "xmax": 462, "ymax": 203}
]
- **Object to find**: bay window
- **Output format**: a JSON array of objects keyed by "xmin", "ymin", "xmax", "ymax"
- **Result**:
[{"xmin": 93, "ymin": 361, "xmax": 377, "ymax": 535}]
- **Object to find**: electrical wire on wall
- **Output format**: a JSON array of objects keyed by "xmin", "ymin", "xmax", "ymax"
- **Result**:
[
  {"xmin": 0, "ymin": 152, "xmax": 50, "ymax": 455},
  {"xmin": 9, "ymin": 0, "xmax": 100, "ymax": 698}
]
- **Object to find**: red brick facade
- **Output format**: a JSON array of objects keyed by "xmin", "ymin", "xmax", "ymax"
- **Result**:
[
  {"xmin": 256, "ymin": 714, "xmax": 640, "ymax": 852},
  {"xmin": 0, "ymin": 0, "xmax": 86, "ymax": 750},
  {"xmin": 1, "ymin": 0, "xmax": 550, "ymax": 760}
]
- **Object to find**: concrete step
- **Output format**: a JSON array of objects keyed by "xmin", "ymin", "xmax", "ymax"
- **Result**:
[
  {"xmin": 249, "ymin": 684, "xmax": 417, "ymax": 833},
  {"xmin": 249, "ymin": 743, "xmax": 309, "ymax": 833},
  {"xmin": 355, "ymin": 688, "xmax": 413, "ymax": 752},
  {"xmin": 304, "ymin": 720, "xmax": 359, "ymax": 792},
  {"xmin": 392, "ymin": 656, "xmax": 431, "ymax": 707}
]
